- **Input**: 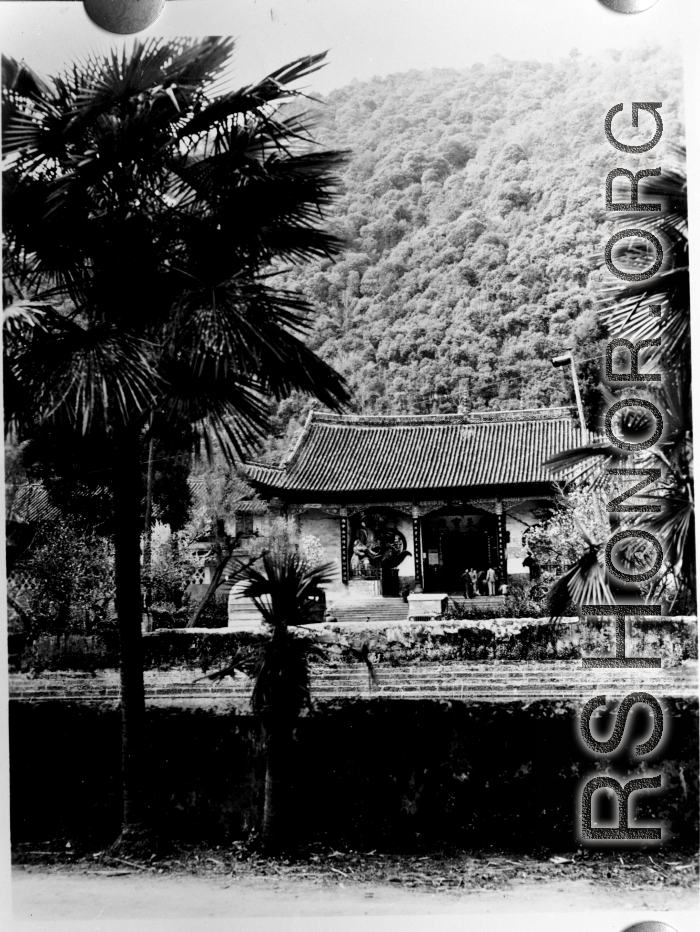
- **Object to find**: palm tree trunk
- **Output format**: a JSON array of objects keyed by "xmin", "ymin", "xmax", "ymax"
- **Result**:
[
  {"xmin": 260, "ymin": 724, "xmax": 293, "ymax": 853},
  {"xmin": 111, "ymin": 424, "xmax": 151, "ymax": 849},
  {"xmin": 142, "ymin": 435, "xmax": 155, "ymax": 631}
]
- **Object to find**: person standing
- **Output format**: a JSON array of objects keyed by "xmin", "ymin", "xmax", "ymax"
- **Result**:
[
  {"xmin": 486, "ymin": 565, "xmax": 497, "ymax": 596},
  {"xmin": 522, "ymin": 552, "xmax": 541, "ymax": 581},
  {"xmin": 461, "ymin": 567, "xmax": 473, "ymax": 598},
  {"xmin": 469, "ymin": 567, "xmax": 478, "ymax": 596}
]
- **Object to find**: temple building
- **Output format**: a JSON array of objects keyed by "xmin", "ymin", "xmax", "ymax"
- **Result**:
[{"xmin": 240, "ymin": 405, "xmax": 581, "ymax": 603}]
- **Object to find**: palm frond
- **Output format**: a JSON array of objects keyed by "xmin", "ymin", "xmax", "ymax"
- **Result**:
[
  {"xmin": 598, "ymin": 149, "xmax": 688, "ymax": 369},
  {"xmin": 238, "ymin": 542, "xmax": 337, "ymax": 720},
  {"xmin": 4, "ymin": 302, "xmax": 164, "ymax": 433},
  {"xmin": 544, "ymin": 437, "xmax": 629, "ymax": 487},
  {"xmin": 175, "ymin": 51, "xmax": 329, "ymax": 141},
  {"xmin": 547, "ymin": 546, "xmax": 614, "ymax": 622},
  {"xmin": 4, "ymin": 37, "xmax": 348, "ymax": 469},
  {"xmin": 241, "ymin": 550, "xmax": 335, "ymax": 627},
  {"xmin": 168, "ymin": 282, "xmax": 349, "ymax": 411}
]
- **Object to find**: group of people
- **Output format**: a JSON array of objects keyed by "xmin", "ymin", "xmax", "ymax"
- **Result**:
[{"xmin": 461, "ymin": 565, "xmax": 503, "ymax": 597}]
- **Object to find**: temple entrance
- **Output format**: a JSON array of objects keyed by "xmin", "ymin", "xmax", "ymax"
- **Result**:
[
  {"xmin": 440, "ymin": 529, "xmax": 491, "ymax": 591},
  {"xmin": 422, "ymin": 510, "xmax": 500, "ymax": 594},
  {"xmin": 381, "ymin": 565, "xmax": 400, "ymax": 597}
]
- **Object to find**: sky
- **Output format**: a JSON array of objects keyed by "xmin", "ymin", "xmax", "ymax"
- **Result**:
[{"xmin": 0, "ymin": 0, "xmax": 695, "ymax": 93}]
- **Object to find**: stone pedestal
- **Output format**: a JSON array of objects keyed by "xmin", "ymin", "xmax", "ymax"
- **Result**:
[
  {"xmin": 407, "ymin": 592, "xmax": 448, "ymax": 618},
  {"xmin": 342, "ymin": 579, "xmax": 382, "ymax": 599}
]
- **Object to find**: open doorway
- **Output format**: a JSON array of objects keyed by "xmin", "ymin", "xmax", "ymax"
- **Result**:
[{"xmin": 422, "ymin": 511, "xmax": 499, "ymax": 593}]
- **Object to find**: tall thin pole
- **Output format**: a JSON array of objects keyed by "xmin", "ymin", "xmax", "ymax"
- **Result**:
[
  {"xmin": 569, "ymin": 358, "xmax": 589, "ymax": 445},
  {"xmin": 552, "ymin": 350, "xmax": 589, "ymax": 445}
]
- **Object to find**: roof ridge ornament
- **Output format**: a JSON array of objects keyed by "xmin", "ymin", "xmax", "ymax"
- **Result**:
[{"xmin": 279, "ymin": 408, "xmax": 317, "ymax": 469}]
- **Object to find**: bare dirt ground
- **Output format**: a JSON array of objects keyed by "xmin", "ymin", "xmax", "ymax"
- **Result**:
[{"xmin": 11, "ymin": 843, "xmax": 699, "ymax": 920}]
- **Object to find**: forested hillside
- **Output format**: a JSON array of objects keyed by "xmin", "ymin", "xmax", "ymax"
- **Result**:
[{"xmin": 268, "ymin": 45, "xmax": 683, "ymax": 451}]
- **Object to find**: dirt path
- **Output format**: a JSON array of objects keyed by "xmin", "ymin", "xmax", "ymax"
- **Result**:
[{"xmin": 11, "ymin": 865, "xmax": 698, "ymax": 921}]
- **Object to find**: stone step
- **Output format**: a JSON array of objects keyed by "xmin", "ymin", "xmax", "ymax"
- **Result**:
[
  {"xmin": 331, "ymin": 604, "xmax": 407, "ymax": 610},
  {"xmin": 316, "ymin": 667, "xmax": 698, "ymax": 679},
  {"xmin": 10, "ymin": 660, "xmax": 697, "ymax": 705},
  {"xmin": 332, "ymin": 610, "xmax": 408, "ymax": 618},
  {"xmin": 329, "ymin": 601, "xmax": 404, "ymax": 608},
  {"xmin": 327, "ymin": 595, "xmax": 509, "ymax": 622}
]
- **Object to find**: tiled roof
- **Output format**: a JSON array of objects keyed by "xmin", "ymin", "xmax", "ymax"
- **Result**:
[
  {"xmin": 233, "ymin": 500, "xmax": 269, "ymax": 514},
  {"xmin": 187, "ymin": 479, "xmax": 267, "ymax": 512},
  {"xmin": 244, "ymin": 407, "xmax": 583, "ymax": 495}
]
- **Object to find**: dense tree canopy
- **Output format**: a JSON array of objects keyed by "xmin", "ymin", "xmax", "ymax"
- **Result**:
[{"xmin": 264, "ymin": 45, "xmax": 683, "ymax": 449}]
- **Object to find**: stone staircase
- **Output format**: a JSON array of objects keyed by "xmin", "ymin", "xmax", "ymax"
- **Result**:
[
  {"xmin": 310, "ymin": 660, "xmax": 699, "ymax": 701},
  {"xmin": 327, "ymin": 598, "xmax": 408, "ymax": 625},
  {"xmin": 225, "ymin": 591, "xmax": 508, "ymax": 629},
  {"xmin": 9, "ymin": 660, "xmax": 697, "ymax": 706},
  {"xmin": 327, "ymin": 595, "xmax": 506, "ymax": 624}
]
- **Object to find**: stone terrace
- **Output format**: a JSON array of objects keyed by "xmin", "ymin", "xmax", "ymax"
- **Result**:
[{"xmin": 9, "ymin": 616, "xmax": 698, "ymax": 709}]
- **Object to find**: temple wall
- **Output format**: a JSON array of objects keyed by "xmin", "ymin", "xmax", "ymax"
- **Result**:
[
  {"xmin": 506, "ymin": 513, "xmax": 527, "ymax": 576},
  {"xmin": 505, "ymin": 501, "xmax": 545, "ymax": 577},
  {"xmin": 297, "ymin": 509, "xmax": 345, "ymax": 593},
  {"xmin": 253, "ymin": 514, "xmax": 269, "ymax": 535},
  {"xmin": 249, "ymin": 501, "xmax": 549, "ymax": 591},
  {"xmin": 294, "ymin": 509, "xmax": 417, "ymax": 598}
]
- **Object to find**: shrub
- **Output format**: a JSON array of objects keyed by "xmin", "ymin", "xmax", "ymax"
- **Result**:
[{"xmin": 10, "ymin": 516, "xmax": 114, "ymax": 637}]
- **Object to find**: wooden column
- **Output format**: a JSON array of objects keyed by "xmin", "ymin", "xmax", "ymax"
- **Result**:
[
  {"xmin": 339, "ymin": 508, "xmax": 349, "ymax": 585},
  {"xmin": 495, "ymin": 499, "xmax": 507, "ymax": 582},
  {"xmin": 412, "ymin": 506, "xmax": 423, "ymax": 592}
]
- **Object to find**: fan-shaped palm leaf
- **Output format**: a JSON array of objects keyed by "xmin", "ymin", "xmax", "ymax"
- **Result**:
[
  {"xmin": 547, "ymin": 544, "xmax": 614, "ymax": 622},
  {"xmin": 599, "ymin": 148, "xmax": 688, "ymax": 370},
  {"xmin": 545, "ymin": 148, "xmax": 692, "ymax": 614}
]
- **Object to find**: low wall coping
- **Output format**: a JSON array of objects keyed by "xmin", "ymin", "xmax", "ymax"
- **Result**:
[{"xmin": 144, "ymin": 616, "xmax": 698, "ymax": 637}]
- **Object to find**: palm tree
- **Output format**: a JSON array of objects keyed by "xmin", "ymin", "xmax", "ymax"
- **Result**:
[
  {"xmin": 545, "ymin": 147, "xmax": 692, "ymax": 614},
  {"xmin": 601, "ymin": 148, "xmax": 689, "ymax": 384},
  {"xmin": 2, "ymin": 38, "xmax": 349, "ymax": 851},
  {"xmin": 240, "ymin": 546, "xmax": 336, "ymax": 852}
]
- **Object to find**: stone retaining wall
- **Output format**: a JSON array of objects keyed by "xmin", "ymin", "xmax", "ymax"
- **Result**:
[
  {"xmin": 9, "ymin": 698, "xmax": 698, "ymax": 849},
  {"xmin": 8, "ymin": 616, "xmax": 697, "ymax": 707},
  {"xmin": 9, "ymin": 617, "xmax": 697, "ymax": 849},
  {"xmin": 10, "ymin": 616, "xmax": 698, "ymax": 675}
]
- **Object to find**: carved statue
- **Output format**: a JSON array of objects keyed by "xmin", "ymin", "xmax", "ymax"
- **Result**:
[
  {"xmin": 350, "ymin": 538, "xmax": 371, "ymax": 570},
  {"xmin": 351, "ymin": 512, "xmax": 411, "ymax": 569}
]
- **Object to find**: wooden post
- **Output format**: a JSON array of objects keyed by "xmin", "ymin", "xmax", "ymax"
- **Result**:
[
  {"xmin": 495, "ymin": 499, "xmax": 507, "ymax": 583},
  {"xmin": 340, "ymin": 509, "xmax": 349, "ymax": 585},
  {"xmin": 412, "ymin": 506, "xmax": 423, "ymax": 592}
]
